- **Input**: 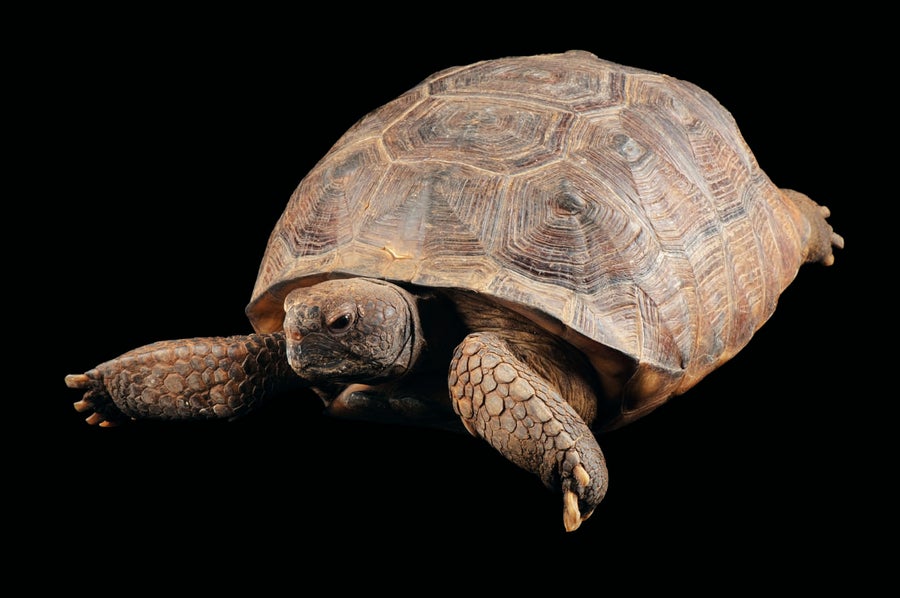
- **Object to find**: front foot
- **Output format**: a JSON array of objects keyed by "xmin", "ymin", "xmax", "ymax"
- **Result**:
[
  {"xmin": 321, "ymin": 383, "xmax": 462, "ymax": 433},
  {"xmin": 65, "ymin": 371, "xmax": 130, "ymax": 426},
  {"xmin": 65, "ymin": 333, "xmax": 295, "ymax": 425},
  {"xmin": 449, "ymin": 332, "xmax": 609, "ymax": 531}
]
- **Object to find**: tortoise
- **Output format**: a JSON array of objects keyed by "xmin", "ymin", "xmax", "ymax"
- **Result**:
[{"xmin": 66, "ymin": 50, "xmax": 843, "ymax": 531}]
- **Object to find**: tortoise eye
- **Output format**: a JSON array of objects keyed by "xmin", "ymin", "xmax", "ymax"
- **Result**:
[{"xmin": 327, "ymin": 313, "xmax": 354, "ymax": 333}]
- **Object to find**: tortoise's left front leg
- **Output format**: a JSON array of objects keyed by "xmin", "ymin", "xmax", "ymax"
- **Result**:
[{"xmin": 65, "ymin": 332, "xmax": 297, "ymax": 426}]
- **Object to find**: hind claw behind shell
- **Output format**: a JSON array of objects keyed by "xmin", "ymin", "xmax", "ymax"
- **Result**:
[{"xmin": 832, "ymin": 232, "xmax": 845, "ymax": 250}]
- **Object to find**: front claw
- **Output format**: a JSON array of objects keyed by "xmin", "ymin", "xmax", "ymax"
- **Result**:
[
  {"xmin": 564, "ymin": 490, "xmax": 585, "ymax": 532},
  {"xmin": 557, "ymin": 437, "xmax": 608, "ymax": 532},
  {"xmin": 65, "ymin": 371, "xmax": 130, "ymax": 427},
  {"xmin": 563, "ymin": 464, "xmax": 597, "ymax": 532}
]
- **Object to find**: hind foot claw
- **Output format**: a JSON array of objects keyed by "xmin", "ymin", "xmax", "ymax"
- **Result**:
[{"xmin": 783, "ymin": 189, "xmax": 844, "ymax": 266}]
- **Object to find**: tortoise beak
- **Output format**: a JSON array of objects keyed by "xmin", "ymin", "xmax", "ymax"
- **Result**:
[
  {"xmin": 283, "ymin": 302, "xmax": 320, "ymax": 373},
  {"xmin": 285, "ymin": 331, "xmax": 304, "ymax": 373}
]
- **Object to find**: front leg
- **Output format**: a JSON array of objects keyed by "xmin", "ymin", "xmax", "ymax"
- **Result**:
[
  {"xmin": 65, "ymin": 332, "xmax": 297, "ymax": 426},
  {"xmin": 449, "ymin": 332, "xmax": 608, "ymax": 532}
]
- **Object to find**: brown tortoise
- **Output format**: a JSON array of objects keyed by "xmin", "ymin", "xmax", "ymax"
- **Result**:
[{"xmin": 66, "ymin": 50, "xmax": 843, "ymax": 531}]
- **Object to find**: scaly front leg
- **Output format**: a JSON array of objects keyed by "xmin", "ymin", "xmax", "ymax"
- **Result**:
[
  {"xmin": 449, "ymin": 332, "xmax": 609, "ymax": 532},
  {"xmin": 65, "ymin": 333, "xmax": 297, "ymax": 426}
]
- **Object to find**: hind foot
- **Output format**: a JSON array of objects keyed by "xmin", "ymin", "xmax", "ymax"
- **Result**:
[{"xmin": 783, "ymin": 188, "xmax": 844, "ymax": 266}]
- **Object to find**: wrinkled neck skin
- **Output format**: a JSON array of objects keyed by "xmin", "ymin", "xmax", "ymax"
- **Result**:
[{"xmin": 382, "ymin": 283, "xmax": 426, "ymax": 380}]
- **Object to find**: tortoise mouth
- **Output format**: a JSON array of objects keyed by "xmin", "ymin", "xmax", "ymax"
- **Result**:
[{"xmin": 286, "ymin": 338, "xmax": 347, "ymax": 382}]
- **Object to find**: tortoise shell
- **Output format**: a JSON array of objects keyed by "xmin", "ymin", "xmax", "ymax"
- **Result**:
[{"xmin": 247, "ymin": 50, "xmax": 813, "ymax": 428}]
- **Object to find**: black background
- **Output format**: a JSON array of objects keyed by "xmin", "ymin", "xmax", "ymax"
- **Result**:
[{"xmin": 24, "ymin": 8, "xmax": 881, "ymax": 591}]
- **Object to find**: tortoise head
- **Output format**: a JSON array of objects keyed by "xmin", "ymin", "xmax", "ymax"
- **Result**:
[{"xmin": 283, "ymin": 278, "xmax": 424, "ymax": 385}]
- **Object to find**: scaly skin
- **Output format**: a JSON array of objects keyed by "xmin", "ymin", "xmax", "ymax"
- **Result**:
[
  {"xmin": 66, "ymin": 332, "xmax": 296, "ymax": 426},
  {"xmin": 449, "ymin": 331, "xmax": 608, "ymax": 532}
]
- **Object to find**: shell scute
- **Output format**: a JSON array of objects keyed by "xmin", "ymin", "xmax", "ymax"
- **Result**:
[{"xmin": 382, "ymin": 96, "xmax": 572, "ymax": 174}]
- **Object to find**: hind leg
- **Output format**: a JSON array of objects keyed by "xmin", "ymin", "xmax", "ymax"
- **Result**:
[
  {"xmin": 449, "ymin": 332, "xmax": 608, "ymax": 532},
  {"xmin": 783, "ymin": 189, "xmax": 845, "ymax": 266}
]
